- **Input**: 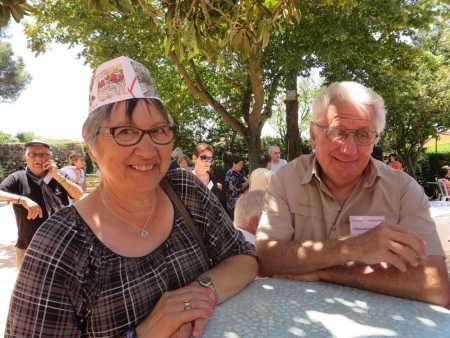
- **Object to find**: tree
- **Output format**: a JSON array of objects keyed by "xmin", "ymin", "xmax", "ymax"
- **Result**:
[
  {"xmin": 0, "ymin": 130, "xmax": 17, "ymax": 143},
  {"xmin": 15, "ymin": 130, "xmax": 37, "ymax": 143},
  {"xmin": 0, "ymin": 28, "xmax": 31, "ymax": 102},
  {"xmin": 0, "ymin": 0, "xmax": 33, "ymax": 27},
  {"xmin": 25, "ymin": 0, "xmax": 447, "ymax": 172},
  {"xmin": 380, "ymin": 24, "xmax": 450, "ymax": 177}
]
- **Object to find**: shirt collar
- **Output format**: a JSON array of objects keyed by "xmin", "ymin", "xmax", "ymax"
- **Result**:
[{"xmin": 299, "ymin": 155, "xmax": 381, "ymax": 187}]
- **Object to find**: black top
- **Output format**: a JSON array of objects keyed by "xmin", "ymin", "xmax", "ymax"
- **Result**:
[{"xmin": 0, "ymin": 169, "xmax": 70, "ymax": 249}]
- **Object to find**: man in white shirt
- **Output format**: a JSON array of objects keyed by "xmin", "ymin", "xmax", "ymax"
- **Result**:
[
  {"xmin": 268, "ymin": 145, "xmax": 287, "ymax": 173},
  {"xmin": 234, "ymin": 190, "xmax": 265, "ymax": 245}
]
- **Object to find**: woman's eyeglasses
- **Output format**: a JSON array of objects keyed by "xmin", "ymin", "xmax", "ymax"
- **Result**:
[
  {"xmin": 100, "ymin": 124, "xmax": 175, "ymax": 147},
  {"xmin": 199, "ymin": 155, "xmax": 213, "ymax": 162}
]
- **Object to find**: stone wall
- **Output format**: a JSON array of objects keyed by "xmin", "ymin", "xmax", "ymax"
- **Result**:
[{"xmin": 0, "ymin": 143, "xmax": 84, "ymax": 180}]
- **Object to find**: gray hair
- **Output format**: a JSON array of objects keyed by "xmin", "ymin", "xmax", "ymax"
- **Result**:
[
  {"xmin": 312, "ymin": 81, "xmax": 386, "ymax": 134},
  {"xmin": 82, "ymin": 98, "xmax": 172, "ymax": 148},
  {"xmin": 268, "ymin": 145, "xmax": 280, "ymax": 155},
  {"xmin": 234, "ymin": 190, "xmax": 265, "ymax": 230}
]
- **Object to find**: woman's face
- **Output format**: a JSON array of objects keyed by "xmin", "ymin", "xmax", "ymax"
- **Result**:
[
  {"xmin": 179, "ymin": 159, "xmax": 189, "ymax": 169},
  {"xmin": 194, "ymin": 149, "xmax": 213, "ymax": 172},
  {"xmin": 89, "ymin": 100, "xmax": 173, "ymax": 195},
  {"xmin": 73, "ymin": 157, "xmax": 86, "ymax": 169}
]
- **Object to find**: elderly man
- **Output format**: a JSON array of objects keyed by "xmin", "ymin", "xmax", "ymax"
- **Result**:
[
  {"xmin": 268, "ymin": 145, "xmax": 287, "ymax": 173},
  {"xmin": 0, "ymin": 140, "xmax": 83, "ymax": 268},
  {"xmin": 257, "ymin": 82, "xmax": 449, "ymax": 306},
  {"xmin": 234, "ymin": 190, "xmax": 265, "ymax": 245}
]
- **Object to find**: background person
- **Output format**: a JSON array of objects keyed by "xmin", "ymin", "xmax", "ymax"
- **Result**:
[
  {"xmin": 225, "ymin": 154, "xmax": 249, "ymax": 219},
  {"xmin": 387, "ymin": 153, "xmax": 402, "ymax": 170},
  {"xmin": 60, "ymin": 152, "xmax": 87, "ymax": 191},
  {"xmin": 192, "ymin": 143, "xmax": 220, "ymax": 193},
  {"xmin": 234, "ymin": 190, "xmax": 265, "ymax": 245},
  {"xmin": 177, "ymin": 154, "xmax": 190, "ymax": 170},
  {"xmin": 438, "ymin": 166, "xmax": 450, "ymax": 190},
  {"xmin": 5, "ymin": 56, "xmax": 257, "ymax": 338},
  {"xmin": 249, "ymin": 153, "xmax": 272, "ymax": 191},
  {"xmin": 169, "ymin": 146, "xmax": 184, "ymax": 170},
  {"xmin": 0, "ymin": 140, "xmax": 83, "ymax": 268},
  {"xmin": 257, "ymin": 81, "xmax": 449, "ymax": 306},
  {"xmin": 268, "ymin": 145, "xmax": 287, "ymax": 173}
]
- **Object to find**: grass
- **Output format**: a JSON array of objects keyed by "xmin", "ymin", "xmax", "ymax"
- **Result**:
[{"xmin": 425, "ymin": 143, "xmax": 450, "ymax": 154}]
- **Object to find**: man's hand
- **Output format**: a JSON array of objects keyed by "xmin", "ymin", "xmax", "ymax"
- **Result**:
[
  {"xmin": 43, "ymin": 160, "xmax": 59, "ymax": 178},
  {"xmin": 19, "ymin": 197, "xmax": 43, "ymax": 220},
  {"xmin": 345, "ymin": 224, "xmax": 426, "ymax": 272}
]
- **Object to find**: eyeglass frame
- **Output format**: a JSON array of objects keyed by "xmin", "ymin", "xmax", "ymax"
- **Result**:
[
  {"xmin": 199, "ymin": 155, "xmax": 213, "ymax": 162},
  {"xmin": 26, "ymin": 152, "xmax": 52, "ymax": 159},
  {"xmin": 98, "ymin": 124, "xmax": 176, "ymax": 147},
  {"xmin": 311, "ymin": 122, "xmax": 379, "ymax": 146}
]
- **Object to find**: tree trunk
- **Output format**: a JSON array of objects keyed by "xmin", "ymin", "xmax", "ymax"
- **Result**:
[
  {"xmin": 246, "ymin": 125, "xmax": 262, "ymax": 173},
  {"xmin": 285, "ymin": 69, "xmax": 300, "ymax": 161}
]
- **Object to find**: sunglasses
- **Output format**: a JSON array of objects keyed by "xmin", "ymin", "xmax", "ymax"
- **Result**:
[{"xmin": 199, "ymin": 155, "xmax": 213, "ymax": 162}]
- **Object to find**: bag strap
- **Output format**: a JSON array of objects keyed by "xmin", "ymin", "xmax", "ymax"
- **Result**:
[{"xmin": 160, "ymin": 177, "xmax": 213, "ymax": 267}]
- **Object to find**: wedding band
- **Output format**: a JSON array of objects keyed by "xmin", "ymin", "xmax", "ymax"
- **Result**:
[{"xmin": 183, "ymin": 300, "xmax": 192, "ymax": 311}]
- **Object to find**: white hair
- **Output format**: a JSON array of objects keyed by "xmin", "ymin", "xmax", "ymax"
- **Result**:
[
  {"xmin": 312, "ymin": 81, "xmax": 386, "ymax": 134},
  {"xmin": 234, "ymin": 190, "xmax": 265, "ymax": 230},
  {"xmin": 268, "ymin": 145, "xmax": 280, "ymax": 155},
  {"xmin": 171, "ymin": 147, "xmax": 184, "ymax": 160}
]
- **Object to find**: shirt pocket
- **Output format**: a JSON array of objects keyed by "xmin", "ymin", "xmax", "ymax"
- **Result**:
[{"xmin": 291, "ymin": 204, "xmax": 326, "ymax": 241}]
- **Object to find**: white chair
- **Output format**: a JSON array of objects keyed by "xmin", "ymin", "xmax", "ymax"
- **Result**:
[{"xmin": 436, "ymin": 178, "xmax": 450, "ymax": 201}]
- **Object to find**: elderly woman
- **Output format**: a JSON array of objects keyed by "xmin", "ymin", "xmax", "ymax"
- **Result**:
[{"xmin": 5, "ymin": 56, "xmax": 257, "ymax": 338}]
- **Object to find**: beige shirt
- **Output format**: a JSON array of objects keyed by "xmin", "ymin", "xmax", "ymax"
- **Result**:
[
  {"xmin": 249, "ymin": 168, "xmax": 271, "ymax": 191},
  {"xmin": 257, "ymin": 154, "xmax": 444, "ymax": 256}
]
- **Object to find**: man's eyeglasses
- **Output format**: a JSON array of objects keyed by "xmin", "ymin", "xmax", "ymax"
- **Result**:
[
  {"xmin": 312, "ymin": 122, "xmax": 378, "ymax": 146},
  {"xmin": 27, "ymin": 152, "xmax": 51, "ymax": 159},
  {"xmin": 100, "ymin": 124, "xmax": 175, "ymax": 147},
  {"xmin": 199, "ymin": 155, "xmax": 213, "ymax": 162}
]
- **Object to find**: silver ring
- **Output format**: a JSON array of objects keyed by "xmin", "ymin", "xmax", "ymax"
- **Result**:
[{"xmin": 183, "ymin": 300, "xmax": 192, "ymax": 311}]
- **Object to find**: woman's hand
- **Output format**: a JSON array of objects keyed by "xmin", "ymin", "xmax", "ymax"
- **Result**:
[{"xmin": 137, "ymin": 284, "xmax": 216, "ymax": 338}]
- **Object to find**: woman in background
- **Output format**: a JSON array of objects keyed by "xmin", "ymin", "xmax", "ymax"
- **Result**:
[{"xmin": 61, "ymin": 152, "xmax": 87, "ymax": 191}]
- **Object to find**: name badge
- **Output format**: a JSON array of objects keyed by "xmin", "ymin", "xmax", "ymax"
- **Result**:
[{"xmin": 350, "ymin": 216, "xmax": 384, "ymax": 235}]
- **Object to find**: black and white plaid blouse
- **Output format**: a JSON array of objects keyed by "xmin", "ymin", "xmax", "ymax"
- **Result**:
[{"xmin": 5, "ymin": 169, "xmax": 255, "ymax": 338}]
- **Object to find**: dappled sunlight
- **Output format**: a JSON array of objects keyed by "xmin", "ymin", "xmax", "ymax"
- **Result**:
[
  {"xmin": 203, "ymin": 278, "xmax": 450, "ymax": 337},
  {"xmin": 306, "ymin": 311, "xmax": 397, "ymax": 338},
  {"xmin": 416, "ymin": 317, "xmax": 437, "ymax": 327}
]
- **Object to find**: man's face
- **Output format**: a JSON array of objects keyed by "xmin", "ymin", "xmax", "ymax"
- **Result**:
[
  {"xmin": 25, "ymin": 145, "xmax": 52, "ymax": 177},
  {"xmin": 311, "ymin": 100, "xmax": 376, "ymax": 190},
  {"xmin": 270, "ymin": 147, "xmax": 281, "ymax": 162}
]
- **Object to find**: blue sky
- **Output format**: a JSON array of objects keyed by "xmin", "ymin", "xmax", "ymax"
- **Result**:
[{"xmin": 1, "ymin": 22, "xmax": 92, "ymax": 141}]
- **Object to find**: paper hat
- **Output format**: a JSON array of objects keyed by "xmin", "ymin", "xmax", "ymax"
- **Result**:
[{"xmin": 89, "ymin": 56, "xmax": 161, "ymax": 113}]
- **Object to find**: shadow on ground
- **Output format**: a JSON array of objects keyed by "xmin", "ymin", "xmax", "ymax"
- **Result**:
[{"xmin": 0, "ymin": 243, "xmax": 16, "ymax": 269}]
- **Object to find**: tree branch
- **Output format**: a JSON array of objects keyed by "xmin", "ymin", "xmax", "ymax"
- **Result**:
[
  {"xmin": 168, "ymin": 51, "xmax": 246, "ymax": 135},
  {"xmin": 262, "ymin": 71, "xmax": 281, "ymax": 121}
]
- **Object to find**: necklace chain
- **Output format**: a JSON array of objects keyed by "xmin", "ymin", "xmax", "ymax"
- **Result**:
[{"xmin": 99, "ymin": 192, "xmax": 154, "ymax": 239}]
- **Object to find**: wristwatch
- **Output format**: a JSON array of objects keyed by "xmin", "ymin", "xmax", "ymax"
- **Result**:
[{"xmin": 197, "ymin": 275, "xmax": 218, "ymax": 303}]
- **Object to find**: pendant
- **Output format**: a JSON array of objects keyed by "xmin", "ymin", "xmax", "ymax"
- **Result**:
[{"xmin": 140, "ymin": 228, "xmax": 149, "ymax": 239}]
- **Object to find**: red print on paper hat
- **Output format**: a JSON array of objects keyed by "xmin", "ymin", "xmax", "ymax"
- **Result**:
[{"xmin": 89, "ymin": 56, "xmax": 161, "ymax": 113}]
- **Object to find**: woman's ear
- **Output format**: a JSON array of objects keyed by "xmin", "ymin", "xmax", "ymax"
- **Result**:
[
  {"xmin": 309, "ymin": 125, "xmax": 317, "ymax": 150},
  {"xmin": 86, "ymin": 144, "xmax": 98, "ymax": 167},
  {"xmin": 192, "ymin": 154, "xmax": 197, "ymax": 162}
]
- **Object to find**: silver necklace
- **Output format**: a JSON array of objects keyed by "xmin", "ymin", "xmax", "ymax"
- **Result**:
[{"xmin": 99, "ymin": 192, "xmax": 154, "ymax": 239}]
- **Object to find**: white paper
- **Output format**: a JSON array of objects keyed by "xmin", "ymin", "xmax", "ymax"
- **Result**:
[{"xmin": 350, "ymin": 216, "xmax": 384, "ymax": 235}]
